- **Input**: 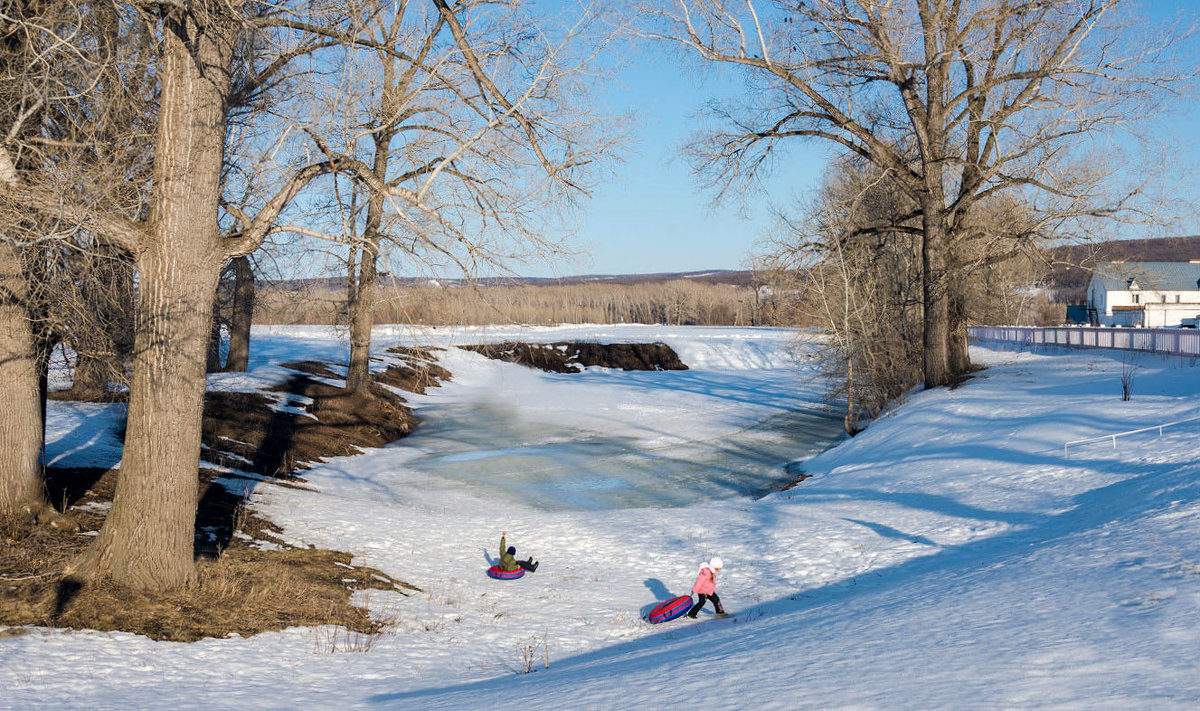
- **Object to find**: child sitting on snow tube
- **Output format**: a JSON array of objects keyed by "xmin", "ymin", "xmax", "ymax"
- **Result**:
[{"xmin": 499, "ymin": 531, "xmax": 539, "ymax": 572}]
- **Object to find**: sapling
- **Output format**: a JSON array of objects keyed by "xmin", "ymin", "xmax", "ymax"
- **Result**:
[{"xmin": 1121, "ymin": 352, "xmax": 1140, "ymax": 401}]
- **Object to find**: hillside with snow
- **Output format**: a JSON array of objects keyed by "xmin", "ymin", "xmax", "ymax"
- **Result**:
[{"xmin": 4, "ymin": 325, "xmax": 1200, "ymax": 710}]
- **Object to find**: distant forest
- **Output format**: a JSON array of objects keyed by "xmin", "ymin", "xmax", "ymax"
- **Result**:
[
  {"xmin": 252, "ymin": 275, "xmax": 774, "ymax": 327},
  {"xmin": 245, "ymin": 237, "xmax": 1200, "ymax": 328}
]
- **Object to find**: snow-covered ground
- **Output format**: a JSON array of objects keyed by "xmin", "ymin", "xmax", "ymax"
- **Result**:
[{"xmin": 6, "ymin": 325, "xmax": 1200, "ymax": 709}]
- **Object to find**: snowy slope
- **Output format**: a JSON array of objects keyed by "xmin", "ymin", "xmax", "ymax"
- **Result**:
[{"xmin": 5, "ymin": 328, "xmax": 1200, "ymax": 710}]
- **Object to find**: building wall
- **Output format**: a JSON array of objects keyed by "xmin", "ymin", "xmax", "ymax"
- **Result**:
[
  {"xmin": 1143, "ymin": 303, "xmax": 1200, "ymax": 328},
  {"xmin": 1086, "ymin": 274, "xmax": 1200, "ymax": 326}
]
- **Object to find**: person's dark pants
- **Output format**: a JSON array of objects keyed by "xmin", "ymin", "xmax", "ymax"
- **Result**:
[
  {"xmin": 688, "ymin": 592, "xmax": 724, "ymax": 617},
  {"xmin": 518, "ymin": 557, "xmax": 539, "ymax": 572}
]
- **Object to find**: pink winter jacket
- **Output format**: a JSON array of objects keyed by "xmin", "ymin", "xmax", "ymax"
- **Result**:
[{"xmin": 692, "ymin": 565, "xmax": 716, "ymax": 595}]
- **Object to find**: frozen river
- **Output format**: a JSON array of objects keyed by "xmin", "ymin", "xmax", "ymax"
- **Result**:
[
  {"xmin": 380, "ymin": 326, "xmax": 846, "ymax": 510},
  {"xmin": 399, "ymin": 400, "xmax": 844, "ymax": 510}
]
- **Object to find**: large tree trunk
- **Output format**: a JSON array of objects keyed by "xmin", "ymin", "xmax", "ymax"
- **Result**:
[
  {"xmin": 921, "ymin": 197, "xmax": 950, "ymax": 389},
  {"xmin": 345, "ymin": 136, "xmax": 390, "ymax": 395},
  {"xmin": 71, "ymin": 11, "xmax": 232, "ymax": 591},
  {"xmin": 0, "ymin": 242, "xmax": 48, "ymax": 519},
  {"xmin": 0, "ymin": 2, "xmax": 52, "ymax": 520},
  {"xmin": 224, "ymin": 255, "xmax": 254, "ymax": 372}
]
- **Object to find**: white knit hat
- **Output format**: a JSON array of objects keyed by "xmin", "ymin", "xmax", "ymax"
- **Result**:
[{"xmin": 709, "ymin": 556, "xmax": 723, "ymax": 570}]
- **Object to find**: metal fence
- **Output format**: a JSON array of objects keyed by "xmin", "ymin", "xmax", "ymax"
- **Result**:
[
  {"xmin": 968, "ymin": 325, "xmax": 1200, "ymax": 358},
  {"xmin": 1062, "ymin": 415, "xmax": 1200, "ymax": 457}
]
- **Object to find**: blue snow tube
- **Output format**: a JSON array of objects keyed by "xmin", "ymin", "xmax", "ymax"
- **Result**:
[
  {"xmin": 647, "ymin": 595, "xmax": 693, "ymax": 623},
  {"xmin": 487, "ymin": 565, "xmax": 525, "ymax": 580}
]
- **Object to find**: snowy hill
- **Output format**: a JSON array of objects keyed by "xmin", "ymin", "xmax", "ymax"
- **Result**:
[{"xmin": 6, "ymin": 326, "xmax": 1200, "ymax": 709}]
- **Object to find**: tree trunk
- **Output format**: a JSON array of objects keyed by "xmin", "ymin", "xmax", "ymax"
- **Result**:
[
  {"xmin": 71, "ymin": 11, "xmax": 232, "ymax": 591},
  {"xmin": 206, "ymin": 313, "xmax": 223, "ymax": 373},
  {"xmin": 0, "ymin": 0, "xmax": 53, "ymax": 521},
  {"xmin": 921, "ymin": 197, "xmax": 950, "ymax": 389},
  {"xmin": 843, "ymin": 347, "xmax": 858, "ymax": 436},
  {"xmin": 345, "ymin": 135, "xmax": 390, "ymax": 396},
  {"xmin": 346, "ymin": 241, "xmax": 379, "ymax": 394},
  {"xmin": 0, "ymin": 242, "xmax": 48, "ymax": 519},
  {"xmin": 947, "ymin": 274, "xmax": 971, "ymax": 378},
  {"xmin": 224, "ymin": 255, "xmax": 254, "ymax": 372}
]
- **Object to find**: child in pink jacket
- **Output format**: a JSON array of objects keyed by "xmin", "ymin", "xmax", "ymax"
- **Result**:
[{"xmin": 687, "ymin": 556, "xmax": 727, "ymax": 618}]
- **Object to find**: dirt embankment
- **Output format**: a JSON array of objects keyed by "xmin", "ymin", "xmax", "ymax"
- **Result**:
[
  {"xmin": 1, "ymin": 347, "xmax": 448, "ymax": 642},
  {"xmin": 461, "ymin": 341, "xmax": 688, "ymax": 373}
]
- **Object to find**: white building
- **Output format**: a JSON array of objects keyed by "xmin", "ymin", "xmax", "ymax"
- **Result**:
[{"xmin": 1086, "ymin": 261, "xmax": 1200, "ymax": 327}]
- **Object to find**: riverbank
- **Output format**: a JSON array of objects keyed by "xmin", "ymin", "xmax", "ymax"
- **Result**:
[{"xmin": 4, "ymin": 328, "xmax": 1200, "ymax": 709}]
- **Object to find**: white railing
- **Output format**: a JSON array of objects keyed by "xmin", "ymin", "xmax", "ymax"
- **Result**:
[
  {"xmin": 1062, "ymin": 415, "xmax": 1200, "ymax": 457},
  {"xmin": 969, "ymin": 325, "xmax": 1200, "ymax": 358}
]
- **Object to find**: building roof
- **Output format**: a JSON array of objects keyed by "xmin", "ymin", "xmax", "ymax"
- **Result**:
[{"xmin": 1092, "ymin": 262, "xmax": 1200, "ymax": 291}]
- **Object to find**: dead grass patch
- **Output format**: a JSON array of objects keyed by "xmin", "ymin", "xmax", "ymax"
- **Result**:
[
  {"xmin": 2, "ymin": 492, "xmax": 418, "ymax": 641},
  {"xmin": 1, "ymin": 350, "xmax": 445, "ymax": 641},
  {"xmin": 2, "ymin": 467, "xmax": 420, "ymax": 642}
]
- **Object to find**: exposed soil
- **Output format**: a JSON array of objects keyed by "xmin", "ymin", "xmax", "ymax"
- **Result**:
[
  {"xmin": 47, "ymin": 388, "xmax": 128, "ymax": 403},
  {"xmin": 461, "ymin": 341, "xmax": 688, "ymax": 373},
  {"xmin": 379, "ymin": 346, "xmax": 452, "ymax": 394},
  {"xmin": 1, "ymin": 347, "xmax": 447, "ymax": 641},
  {"xmin": 203, "ymin": 375, "xmax": 417, "ymax": 477}
]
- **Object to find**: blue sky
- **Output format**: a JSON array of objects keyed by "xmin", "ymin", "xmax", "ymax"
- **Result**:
[
  {"xmin": 556, "ymin": 42, "xmax": 828, "ymax": 279},
  {"xmin": 538, "ymin": 0, "xmax": 1200, "ymax": 279},
  {"xmin": 562, "ymin": 43, "xmax": 829, "ymax": 278}
]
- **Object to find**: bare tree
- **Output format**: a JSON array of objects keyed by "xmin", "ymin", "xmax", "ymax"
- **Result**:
[
  {"xmin": 1, "ymin": 1, "xmax": 343, "ymax": 589},
  {"xmin": 2, "ymin": 0, "xmax": 619, "ymax": 592},
  {"xmin": 0, "ymin": 0, "xmax": 49, "ymax": 518},
  {"xmin": 764, "ymin": 151, "xmax": 1066, "ymax": 430},
  {"xmin": 0, "ymin": 0, "xmax": 145, "ymax": 525},
  {"xmin": 648, "ymin": 0, "xmax": 1194, "ymax": 387},
  {"xmin": 278, "ymin": 0, "xmax": 622, "ymax": 395},
  {"xmin": 762, "ymin": 156, "xmax": 923, "ymax": 433}
]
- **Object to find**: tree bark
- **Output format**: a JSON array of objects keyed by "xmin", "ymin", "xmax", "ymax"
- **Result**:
[
  {"xmin": 71, "ymin": 10, "xmax": 232, "ymax": 590},
  {"xmin": 345, "ymin": 244, "xmax": 378, "ymax": 394},
  {"xmin": 921, "ymin": 196, "xmax": 950, "ymax": 389},
  {"xmin": 0, "ymin": 2, "xmax": 53, "ymax": 520},
  {"xmin": 0, "ymin": 241, "xmax": 48, "ymax": 519},
  {"xmin": 345, "ymin": 135, "xmax": 390, "ymax": 396},
  {"xmin": 947, "ymin": 272, "xmax": 971, "ymax": 378},
  {"xmin": 205, "ymin": 313, "xmax": 223, "ymax": 374},
  {"xmin": 224, "ymin": 255, "xmax": 254, "ymax": 372}
]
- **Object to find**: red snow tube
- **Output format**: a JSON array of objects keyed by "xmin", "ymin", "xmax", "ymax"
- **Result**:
[
  {"xmin": 486, "ymin": 565, "xmax": 525, "ymax": 580},
  {"xmin": 647, "ymin": 595, "xmax": 693, "ymax": 623}
]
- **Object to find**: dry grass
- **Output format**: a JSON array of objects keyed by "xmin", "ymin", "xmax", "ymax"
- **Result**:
[
  {"xmin": 1, "ymin": 469, "xmax": 420, "ymax": 642},
  {"xmin": 253, "ymin": 279, "xmax": 766, "ymax": 327},
  {"xmin": 0, "ymin": 350, "xmax": 445, "ymax": 641}
]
